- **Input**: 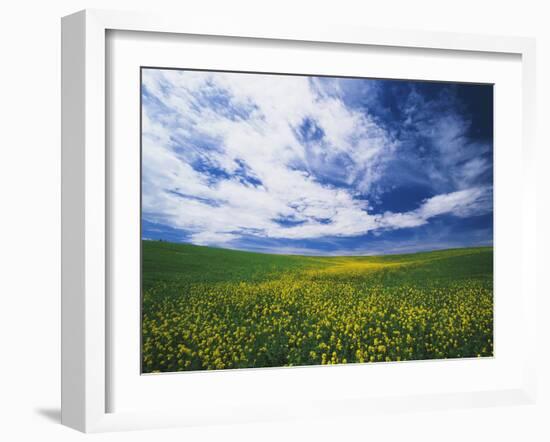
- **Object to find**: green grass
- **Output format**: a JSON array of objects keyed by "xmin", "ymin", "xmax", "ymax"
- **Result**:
[
  {"xmin": 142, "ymin": 241, "xmax": 493, "ymax": 372},
  {"xmin": 142, "ymin": 241, "xmax": 323, "ymax": 288}
]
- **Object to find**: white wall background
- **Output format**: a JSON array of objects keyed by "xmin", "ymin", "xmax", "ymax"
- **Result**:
[{"xmin": 0, "ymin": 1, "xmax": 548, "ymax": 440}]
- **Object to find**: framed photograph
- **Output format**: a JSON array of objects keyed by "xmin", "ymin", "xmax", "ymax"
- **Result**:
[
  {"xmin": 140, "ymin": 67, "xmax": 495, "ymax": 374},
  {"xmin": 61, "ymin": 9, "xmax": 538, "ymax": 432}
]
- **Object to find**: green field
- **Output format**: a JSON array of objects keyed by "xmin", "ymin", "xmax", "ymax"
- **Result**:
[{"xmin": 142, "ymin": 241, "xmax": 493, "ymax": 373}]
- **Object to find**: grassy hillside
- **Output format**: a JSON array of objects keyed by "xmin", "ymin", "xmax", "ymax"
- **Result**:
[
  {"xmin": 142, "ymin": 241, "xmax": 493, "ymax": 372},
  {"xmin": 142, "ymin": 241, "xmax": 492, "ymax": 287},
  {"xmin": 142, "ymin": 241, "xmax": 326, "ymax": 288}
]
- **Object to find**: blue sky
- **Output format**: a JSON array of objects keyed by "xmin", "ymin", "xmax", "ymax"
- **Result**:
[{"xmin": 141, "ymin": 69, "xmax": 493, "ymax": 255}]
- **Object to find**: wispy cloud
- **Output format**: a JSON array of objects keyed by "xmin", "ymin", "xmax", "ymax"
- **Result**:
[
  {"xmin": 379, "ymin": 186, "xmax": 492, "ymax": 230},
  {"xmin": 141, "ymin": 69, "xmax": 493, "ymax": 254}
]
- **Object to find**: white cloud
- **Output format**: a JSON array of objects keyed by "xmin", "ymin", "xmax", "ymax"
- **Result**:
[
  {"xmin": 190, "ymin": 231, "xmax": 239, "ymax": 245},
  {"xmin": 141, "ymin": 69, "xmax": 492, "ymax": 248},
  {"xmin": 402, "ymin": 89, "xmax": 492, "ymax": 192},
  {"xmin": 380, "ymin": 187, "xmax": 492, "ymax": 231}
]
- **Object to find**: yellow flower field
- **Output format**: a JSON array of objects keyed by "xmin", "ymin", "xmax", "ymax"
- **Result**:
[{"xmin": 142, "ymin": 241, "xmax": 493, "ymax": 373}]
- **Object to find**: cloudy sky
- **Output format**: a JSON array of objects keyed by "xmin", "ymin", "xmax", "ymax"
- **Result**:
[{"xmin": 141, "ymin": 68, "xmax": 493, "ymax": 255}]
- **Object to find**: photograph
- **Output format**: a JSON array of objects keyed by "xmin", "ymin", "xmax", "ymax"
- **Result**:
[{"xmin": 140, "ymin": 67, "xmax": 494, "ymax": 373}]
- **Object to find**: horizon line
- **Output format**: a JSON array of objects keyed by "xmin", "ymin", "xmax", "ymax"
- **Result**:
[{"xmin": 142, "ymin": 237, "xmax": 493, "ymax": 258}]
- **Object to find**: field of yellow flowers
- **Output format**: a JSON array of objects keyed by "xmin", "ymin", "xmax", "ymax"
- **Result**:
[{"xmin": 142, "ymin": 241, "xmax": 493, "ymax": 373}]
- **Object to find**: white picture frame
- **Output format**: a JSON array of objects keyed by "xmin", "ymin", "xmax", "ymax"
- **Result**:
[{"xmin": 61, "ymin": 9, "xmax": 538, "ymax": 433}]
